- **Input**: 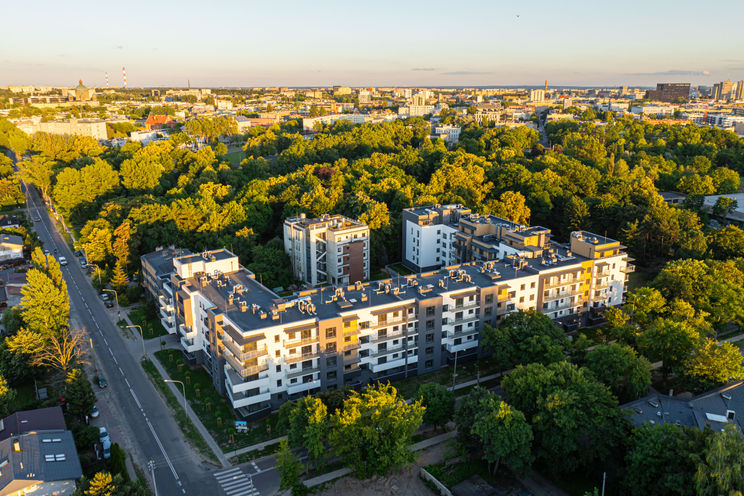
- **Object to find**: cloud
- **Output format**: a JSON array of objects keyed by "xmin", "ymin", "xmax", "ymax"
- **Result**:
[
  {"xmin": 626, "ymin": 69, "xmax": 710, "ymax": 76},
  {"xmin": 412, "ymin": 67, "xmax": 436, "ymax": 71},
  {"xmin": 441, "ymin": 71, "xmax": 492, "ymax": 76}
]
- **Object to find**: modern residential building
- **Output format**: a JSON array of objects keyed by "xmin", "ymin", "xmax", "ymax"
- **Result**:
[
  {"xmin": 645, "ymin": 83, "xmax": 690, "ymax": 102},
  {"xmin": 529, "ymin": 89, "xmax": 545, "ymax": 102},
  {"xmin": 148, "ymin": 235, "xmax": 631, "ymax": 416},
  {"xmin": 358, "ymin": 90, "xmax": 371, "ymax": 105},
  {"xmin": 0, "ymin": 407, "xmax": 82, "ymax": 496},
  {"xmin": 432, "ymin": 124, "xmax": 461, "ymax": 145},
  {"xmin": 736, "ymin": 80, "xmax": 744, "ymax": 101},
  {"xmin": 283, "ymin": 214, "xmax": 370, "ymax": 286},
  {"xmin": 0, "ymin": 235, "xmax": 23, "ymax": 262},
  {"xmin": 14, "ymin": 118, "xmax": 108, "ymax": 140},
  {"xmin": 302, "ymin": 114, "xmax": 369, "ymax": 132},
  {"xmin": 141, "ymin": 247, "xmax": 193, "ymax": 334},
  {"xmin": 713, "ymin": 80, "xmax": 735, "ymax": 101},
  {"xmin": 402, "ymin": 204, "xmax": 471, "ymax": 272}
]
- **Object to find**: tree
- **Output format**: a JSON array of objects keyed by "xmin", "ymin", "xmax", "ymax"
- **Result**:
[
  {"xmin": 712, "ymin": 196, "xmax": 737, "ymax": 218},
  {"xmin": 417, "ymin": 382, "xmax": 455, "ymax": 430},
  {"xmin": 84, "ymin": 472, "xmax": 115, "ymax": 496},
  {"xmin": 110, "ymin": 260, "xmax": 129, "ymax": 293},
  {"xmin": 454, "ymin": 386, "xmax": 495, "ymax": 453},
  {"xmin": 1, "ymin": 306, "xmax": 23, "ymax": 336},
  {"xmin": 65, "ymin": 368, "xmax": 95, "ymax": 417},
  {"xmin": 483, "ymin": 311, "xmax": 568, "ymax": 369},
  {"xmin": 584, "ymin": 343, "xmax": 652, "ymax": 402},
  {"xmin": 485, "ymin": 190, "xmax": 531, "ymax": 224},
  {"xmin": 622, "ymin": 423, "xmax": 703, "ymax": 496},
  {"xmin": 683, "ymin": 338, "xmax": 744, "ymax": 390},
  {"xmin": 112, "ymin": 220, "xmax": 133, "ymax": 266},
  {"xmin": 0, "ymin": 375, "xmax": 17, "ymax": 418},
  {"xmin": 638, "ymin": 318, "xmax": 700, "ymax": 375},
  {"xmin": 707, "ymin": 225, "xmax": 744, "ymax": 260},
  {"xmin": 109, "ymin": 443, "xmax": 129, "ymax": 482},
  {"xmin": 303, "ymin": 397, "xmax": 328, "ymax": 470},
  {"xmin": 471, "ymin": 396, "xmax": 533, "ymax": 475},
  {"xmin": 19, "ymin": 251, "xmax": 69, "ymax": 334},
  {"xmin": 17, "ymin": 155, "xmax": 54, "ymax": 200},
  {"xmin": 9, "ymin": 328, "xmax": 88, "ymax": 374},
  {"xmin": 276, "ymin": 439, "xmax": 304, "ymax": 492},
  {"xmin": 695, "ymin": 424, "xmax": 744, "ymax": 496},
  {"xmin": 329, "ymin": 383, "xmax": 424, "ymax": 477}
]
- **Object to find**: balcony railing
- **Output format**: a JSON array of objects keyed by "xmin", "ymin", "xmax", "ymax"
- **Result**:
[
  {"xmin": 342, "ymin": 342, "xmax": 361, "ymax": 352},
  {"xmin": 287, "ymin": 366, "xmax": 319, "ymax": 379},
  {"xmin": 544, "ymin": 277, "xmax": 579, "ymax": 289},
  {"xmin": 286, "ymin": 352, "xmax": 319, "ymax": 364},
  {"xmin": 224, "ymin": 340, "xmax": 267, "ymax": 361},
  {"xmin": 624, "ymin": 264, "xmax": 636, "ymax": 273},
  {"xmin": 543, "ymin": 287, "xmax": 583, "ymax": 301},
  {"xmin": 284, "ymin": 337, "xmax": 318, "ymax": 347},
  {"xmin": 225, "ymin": 354, "xmax": 269, "ymax": 378},
  {"xmin": 372, "ymin": 343, "xmax": 407, "ymax": 357}
]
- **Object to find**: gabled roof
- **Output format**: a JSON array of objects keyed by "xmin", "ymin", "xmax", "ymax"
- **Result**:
[
  {"xmin": 0, "ymin": 407, "xmax": 66, "ymax": 442},
  {"xmin": 0, "ymin": 430, "xmax": 82, "ymax": 492},
  {"xmin": 0, "ymin": 234, "xmax": 22, "ymax": 246},
  {"xmin": 145, "ymin": 114, "xmax": 172, "ymax": 126}
]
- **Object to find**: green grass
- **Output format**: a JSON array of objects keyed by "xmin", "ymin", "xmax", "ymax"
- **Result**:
[
  {"xmin": 388, "ymin": 263, "xmax": 415, "ymax": 275},
  {"xmin": 223, "ymin": 150, "xmax": 244, "ymax": 165},
  {"xmin": 424, "ymin": 459, "xmax": 506, "ymax": 489},
  {"xmin": 10, "ymin": 382, "xmax": 41, "ymax": 412},
  {"xmin": 391, "ymin": 357, "xmax": 503, "ymax": 400},
  {"xmin": 153, "ymin": 350, "xmax": 286, "ymax": 451},
  {"xmin": 128, "ymin": 307, "xmax": 168, "ymax": 340},
  {"xmin": 140, "ymin": 358, "xmax": 217, "ymax": 463}
]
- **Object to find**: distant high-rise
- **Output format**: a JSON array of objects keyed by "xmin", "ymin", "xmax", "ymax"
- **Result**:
[
  {"xmin": 713, "ymin": 80, "xmax": 734, "ymax": 101},
  {"xmin": 529, "ymin": 88, "xmax": 545, "ymax": 103},
  {"xmin": 735, "ymin": 81, "xmax": 744, "ymax": 101},
  {"xmin": 645, "ymin": 83, "xmax": 690, "ymax": 102}
]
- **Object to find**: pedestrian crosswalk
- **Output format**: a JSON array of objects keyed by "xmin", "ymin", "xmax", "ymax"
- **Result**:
[{"xmin": 214, "ymin": 467, "xmax": 259, "ymax": 496}]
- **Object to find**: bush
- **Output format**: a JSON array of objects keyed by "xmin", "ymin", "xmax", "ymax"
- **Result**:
[{"xmin": 108, "ymin": 443, "xmax": 129, "ymax": 482}]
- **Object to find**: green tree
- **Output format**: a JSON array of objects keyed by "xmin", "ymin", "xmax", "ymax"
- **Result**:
[
  {"xmin": 683, "ymin": 338, "xmax": 744, "ymax": 390},
  {"xmin": 329, "ymin": 383, "xmax": 424, "ymax": 478},
  {"xmin": 638, "ymin": 318, "xmax": 701, "ymax": 375},
  {"xmin": 712, "ymin": 196, "xmax": 737, "ymax": 218},
  {"xmin": 0, "ymin": 375, "xmax": 17, "ymax": 418},
  {"xmin": 65, "ymin": 368, "xmax": 95, "ymax": 417},
  {"xmin": 454, "ymin": 386, "xmax": 495, "ymax": 453},
  {"xmin": 110, "ymin": 260, "xmax": 129, "ymax": 293},
  {"xmin": 1, "ymin": 306, "xmax": 23, "ymax": 336},
  {"xmin": 695, "ymin": 424, "xmax": 744, "ymax": 496},
  {"xmin": 482, "ymin": 311, "xmax": 568, "ymax": 369},
  {"xmin": 109, "ymin": 443, "xmax": 129, "ymax": 482},
  {"xmin": 276, "ymin": 439, "xmax": 304, "ymax": 492},
  {"xmin": 303, "ymin": 397, "xmax": 328, "ymax": 470},
  {"xmin": 584, "ymin": 343, "xmax": 652, "ymax": 402},
  {"xmin": 707, "ymin": 225, "xmax": 744, "ymax": 260},
  {"xmin": 622, "ymin": 423, "xmax": 702, "ymax": 496},
  {"xmin": 417, "ymin": 382, "xmax": 455, "ymax": 430},
  {"xmin": 17, "ymin": 155, "xmax": 54, "ymax": 200},
  {"xmin": 485, "ymin": 190, "xmax": 531, "ymax": 224},
  {"xmin": 19, "ymin": 250, "xmax": 69, "ymax": 334},
  {"xmin": 471, "ymin": 396, "xmax": 533, "ymax": 476}
]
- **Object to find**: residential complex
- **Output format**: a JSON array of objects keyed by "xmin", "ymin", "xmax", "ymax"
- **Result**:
[
  {"xmin": 145, "ymin": 227, "xmax": 631, "ymax": 417},
  {"xmin": 283, "ymin": 214, "xmax": 370, "ymax": 287},
  {"xmin": 645, "ymin": 83, "xmax": 690, "ymax": 102}
]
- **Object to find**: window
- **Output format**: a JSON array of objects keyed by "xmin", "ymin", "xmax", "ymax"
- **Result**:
[
  {"xmin": 275, "ymin": 350, "xmax": 280, "ymax": 358},
  {"xmin": 426, "ymin": 306, "xmax": 435, "ymax": 316},
  {"xmin": 301, "ymin": 345, "xmax": 312, "ymax": 355},
  {"xmin": 455, "ymin": 311, "xmax": 463, "ymax": 320},
  {"xmin": 274, "ymin": 335, "xmax": 280, "ymax": 343},
  {"xmin": 426, "ymin": 320, "xmax": 435, "ymax": 330},
  {"xmin": 485, "ymin": 307, "xmax": 492, "ymax": 316},
  {"xmin": 302, "ymin": 360, "xmax": 313, "ymax": 370},
  {"xmin": 288, "ymin": 332, "xmax": 296, "ymax": 340},
  {"xmin": 425, "ymin": 360, "xmax": 433, "ymax": 368},
  {"xmin": 425, "ymin": 334, "xmax": 434, "ymax": 343},
  {"xmin": 455, "ymin": 297, "xmax": 463, "ymax": 308},
  {"xmin": 326, "ymin": 356, "xmax": 337, "ymax": 367},
  {"xmin": 343, "ymin": 320, "xmax": 351, "ymax": 328},
  {"xmin": 290, "ymin": 378, "xmax": 297, "ymax": 384},
  {"xmin": 301, "ymin": 329, "xmax": 311, "ymax": 340},
  {"xmin": 378, "ymin": 356, "xmax": 387, "ymax": 364},
  {"xmin": 277, "ymin": 379, "xmax": 282, "ymax": 387},
  {"xmin": 529, "ymin": 294, "xmax": 535, "ymax": 301},
  {"xmin": 455, "ymin": 325, "xmax": 462, "ymax": 332},
  {"xmin": 344, "ymin": 336, "xmax": 351, "ymax": 342},
  {"xmin": 454, "ymin": 338, "xmax": 462, "ymax": 345},
  {"xmin": 531, "ymin": 282, "xmax": 536, "ymax": 289},
  {"xmin": 425, "ymin": 346, "xmax": 434, "ymax": 354},
  {"xmin": 303, "ymin": 375, "xmax": 313, "ymax": 383},
  {"xmin": 520, "ymin": 284, "xmax": 525, "ymax": 291},
  {"xmin": 378, "ymin": 343, "xmax": 387, "ymax": 352},
  {"xmin": 325, "ymin": 342, "xmax": 336, "ymax": 352},
  {"xmin": 326, "ymin": 327, "xmax": 336, "ymax": 339},
  {"xmin": 519, "ymin": 296, "xmax": 525, "ymax": 303},
  {"xmin": 276, "ymin": 365, "xmax": 281, "ymax": 373},
  {"xmin": 485, "ymin": 294, "xmax": 493, "ymax": 304},
  {"xmin": 327, "ymin": 371, "xmax": 337, "ymax": 380}
]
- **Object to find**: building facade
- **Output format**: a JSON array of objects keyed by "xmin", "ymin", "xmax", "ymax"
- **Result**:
[
  {"xmin": 283, "ymin": 214, "xmax": 370, "ymax": 286},
  {"xmin": 147, "ymin": 236, "xmax": 631, "ymax": 417},
  {"xmin": 402, "ymin": 204, "xmax": 471, "ymax": 272},
  {"xmin": 645, "ymin": 83, "xmax": 690, "ymax": 102}
]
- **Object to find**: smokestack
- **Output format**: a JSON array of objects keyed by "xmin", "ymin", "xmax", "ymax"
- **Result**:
[
  {"xmin": 122, "ymin": 66, "xmax": 127, "ymax": 89},
  {"xmin": 188, "ymin": 79, "xmax": 190, "ymax": 89},
  {"xmin": 544, "ymin": 79, "xmax": 547, "ymax": 93},
  {"xmin": 105, "ymin": 72, "xmax": 109, "ymax": 88}
]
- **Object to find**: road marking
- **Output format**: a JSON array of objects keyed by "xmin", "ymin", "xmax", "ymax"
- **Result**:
[
  {"xmin": 124, "ymin": 378, "xmax": 131, "ymax": 387},
  {"xmin": 214, "ymin": 468, "xmax": 259, "ymax": 496},
  {"xmin": 118, "ymin": 366, "xmax": 123, "ymax": 375},
  {"xmin": 145, "ymin": 416, "xmax": 179, "ymax": 481},
  {"xmin": 215, "ymin": 468, "xmax": 241, "ymax": 479},
  {"xmin": 129, "ymin": 389, "xmax": 142, "ymax": 409}
]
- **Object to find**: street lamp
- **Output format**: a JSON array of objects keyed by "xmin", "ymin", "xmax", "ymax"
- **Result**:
[
  {"xmin": 89, "ymin": 263, "xmax": 102, "ymax": 285},
  {"xmin": 127, "ymin": 325, "xmax": 145, "ymax": 357},
  {"xmin": 164, "ymin": 380, "xmax": 186, "ymax": 411}
]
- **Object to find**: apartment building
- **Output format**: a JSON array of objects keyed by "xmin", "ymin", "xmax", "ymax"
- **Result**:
[
  {"xmin": 283, "ymin": 214, "xmax": 370, "ymax": 286},
  {"xmin": 141, "ymin": 247, "xmax": 193, "ymax": 334},
  {"xmin": 402, "ymin": 204, "xmax": 472, "ymax": 271},
  {"xmin": 147, "ymin": 233, "xmax": 631, "ymax": 417}
]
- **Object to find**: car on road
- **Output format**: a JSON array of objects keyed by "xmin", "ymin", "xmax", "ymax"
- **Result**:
[
  {"xmin": 90, "ymin": 404, "xmax": 99, "ymax": 418},
  {"xmin": 101, "ymin": 439, "xmax": 111, "ymax": 459},
  {"xmin": 43, "ymin": 249, "xmax": 50, "ymax": 255},
  {"xmin": 58, "ymin": 256, "xmax": 67, "ymax": 266},
  {"xmin": 32, "ymin": 215, "xmax": 41, "ymax": 222},
  {"xmin": 97, "ymin": 375, "xmax": 108, "ymax": 388}
]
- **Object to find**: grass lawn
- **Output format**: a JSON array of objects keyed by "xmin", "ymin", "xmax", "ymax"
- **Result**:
[
  {"xmin": 425, "ymin": 459, "xmax": 513, "ymax": 490},
  {"xmin": 388, "ymin": 263, "xmax": 415, "ymax": 275},
  {"xmin": 391, "ymin": 356, "xmax": 502, "ymax": 400},
  {"xmin": 153, "ymin": 350, "xmax": 286, "ymax": 451},
  {"xmin": 10, "ymin": 382, "xmax": 41, "ymax": 412},
  {"xmin": 140, "ymin": 358, "xmax": 217, "ymax": 462},
  {"xmin": 223, "ymin": 150, "xmax": 244, "ymax": 166},
  {"xmin": 128, "ymin": 307, "xmax": 168, "ymax": 340}
]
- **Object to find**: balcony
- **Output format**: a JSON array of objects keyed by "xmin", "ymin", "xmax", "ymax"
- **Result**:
[
  {"xmin": 544, "ymin": 277, "xmax": 579, "ymax": 289},
  {"xmin": 624, "ymin": 264, "xmax": 636, "ymax": 273},
  {"xmin": 288, "ymin": 378, "xmax": 321, "ymax": 395},
  {"xmin": 372, "ymin": 330, "xmax": 408, "ymax": 343},
  {"xmin": 343, "ymin": 327, "xmax": 360, "ymax": 336},
  {"xmin": 594, "ymin": 279, "xmax": 612, "ymax": 290},
  {"xmin": 226, "ymin": 386, "xmax": 271, "ymax": 409},
  {"xmin": 450, "ymin": 313, "xmax": 479, "ymax": 325},
  {"xmin": 444, "ymin": 340, "xmax": 478, "ymax": 354},
  {"xmin": 543, "ymin": 287, "xmax": 583, "ymax": 301},
  {"xmin": 284, "ymin": 337, "xmax": 318, "ymax": 347},
  {"xmin": 181, "ymin": 336, "xmax": 199, "ymax": 353},
  {"xmin": 342, "ymin": 342, "xmax": 361, "ymax": 352},
  {"xmin": 224, "ymin": 340, "xmax": 267, "ymax": 361},
  {"xmin": 286, "ymin": 351, "xmax": 319, "ymax": 364},
  {"xmin": 224, "ymin": 354, "xmax": 269, "ymax": 378},
  {"xmin": 454, "ymin": 301, "xmax": 479, "ymax": 311},
  {"xmin": 372, "ymin": 342, "xmax": 407, "ymax": 357},
  {"xmin": 373, "ymin": 317, "xmax": 407, "ymax": 328},
  {"xmin": 548, "ymin": 299, "xmax": 581, "ymax": 312},
  {"xmin": 287, "ymin": 365, "xmax": 319, "ymax": 379}
]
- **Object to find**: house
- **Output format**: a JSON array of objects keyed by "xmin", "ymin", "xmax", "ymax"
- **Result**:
[
  {"xmin": 144, "ymin": 114, "xmax": 174, "ymax": 131},
  {"xmin": 0, "ymin": 217, "xmax": 20, "ymax": 230},
  {"xmin": 660, "ymin": 191, "xmax": 687, "ymax": 205},
  {"xmin": 0, "ymin": 236, "xmax": 23, "ymax": 263},
  {"xmin": 622, "ymin": 381, "xmax": 744, "ymax": 432},
  {"xmin": 702, "ymin": 193, "xmax": 744, "ymax": 227},
  {"xmin": 0, "ymin": 407, "xmax": 82, "ymax": 495}
]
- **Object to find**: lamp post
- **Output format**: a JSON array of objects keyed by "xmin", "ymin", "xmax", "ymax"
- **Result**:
[
  {"xmin": 164, "ymin": 380, "xmax": 186, "ymax": 411},
  {"xmin": 103, "ymin": 289, "xmax": 119, "ymax": 317},
  {"xmin": 89, "ymin": 263, "xmax": 101, "ymax": 285},
  {"xmin": 127, "ymin": 325, "xmax": 145, "ymax": 357},
  {"xmin": 451, "ymin": 350, "xmax": 459, "ymax": 389}
]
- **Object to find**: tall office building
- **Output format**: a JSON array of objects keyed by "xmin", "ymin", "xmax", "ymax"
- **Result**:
[
  {"xmin": 283, "ymin": 214, "xmax": 370, "ymax": 287},
  {"xmin": 529, "ymin": 89, "xmax": 546, "ymax": 102},
  {"xmin": 145, "ymin": 231, "xmax": 632, "ymax": 416},
  {"xmin": 713, "ymin": 80, "xmax": 734, "ymax": 101},
  {"xmin": 645, "ymin": 83, "xmax": 690, "ymax": 102},
  {"xmin": 736, "ymin": 81, "xmax": 744, "ymax": 101}
]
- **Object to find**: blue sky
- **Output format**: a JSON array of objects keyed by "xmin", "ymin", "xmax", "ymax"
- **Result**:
[{"xmin": 3, "ymin": 0, "xmax": 743, "ymax": 87}]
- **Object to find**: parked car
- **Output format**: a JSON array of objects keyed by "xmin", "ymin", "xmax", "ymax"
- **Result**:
[
  {"xmin": 58, "ymin": 256, "xmax": 67, "ymax": 266},
  {"xmin": 99, "ymin": 427, "xmax": 110, "ymax": 444},
  {"xmin": 79, "ymin": 257, "xmax": 87, "ymax": 268},
  {"xmin": 74, "ymin": 250, "xmax": 83, "ymax": 257},
  {"xmin": 90, "ymin": 404, "xmax": 99, "ymax": 418},
  {"xmin": 102, "ymin": 439, "xmax": 111, "ymax": 459},
  {"xmin": 97, "ymin": 375, "xmax": 107, "ymax": 388},
  {"xmin": 104, "ymin": 299, "xmax": 114, "ymax": 308},
  {"xmin": 100, "ymin": 292, "xmax": 111, "ymax": 301},
  {"xmin": 43, "ymin": 249, "xmax": 49, "ymax": 255}
]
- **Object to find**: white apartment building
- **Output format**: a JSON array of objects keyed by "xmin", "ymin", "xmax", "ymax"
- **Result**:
[
  {"xmin": 283, "ymin": 214, "xmax": 370, "ymax": 286},
  {"xmin": 433, "ymin": 125, "xmax": 461, "ymax": 145}
]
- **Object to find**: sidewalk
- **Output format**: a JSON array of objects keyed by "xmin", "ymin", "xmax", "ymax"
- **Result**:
[
  {"xmin": 225, "ymin": 435, "xmax": 287, "ymax": 459},
  {"xmin": 116, "ymin": 306, "xmax": 231, "ymax": 468}
]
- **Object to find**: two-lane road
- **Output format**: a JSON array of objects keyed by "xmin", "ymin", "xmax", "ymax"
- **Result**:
[{"xmin": 24, "ymin": 184, "xmax": 218, "ymax": 495}]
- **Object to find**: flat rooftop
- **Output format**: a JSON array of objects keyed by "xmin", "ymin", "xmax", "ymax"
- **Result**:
[
  {"xmin": 285, "ymin": 214, "xmax": 366, "ymax": 231},
  {"xmin": 177, "ymin": 249, "xmax": 234, "ymax": 266},
  {"xmin": 142, "ymin": 248, "xmax": 192, "ymax": 277},
  {"xmin": 572, "ymin": 231, "xmax": 619, "ymax": 246}
]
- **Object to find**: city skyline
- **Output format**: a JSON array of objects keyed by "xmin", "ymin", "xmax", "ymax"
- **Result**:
[{"xmin": 3, "ymin": 0, "xmax": 744, "ymax": 87}]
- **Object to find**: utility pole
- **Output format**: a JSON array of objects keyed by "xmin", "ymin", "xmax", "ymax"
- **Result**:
[
  {"xmin": 127, "ymin": 325, "xmax": 146, "ymax": 357},
  {"xmin": 451, "ymin": 350, "xmax": 459, "ymax": 389},
  {"xmin": 149, "ymin": 460, "xmax": 158, "ymax": 496}
]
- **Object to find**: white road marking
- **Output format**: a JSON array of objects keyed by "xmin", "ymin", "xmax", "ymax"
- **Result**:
[
  {"xmin": 145, "ymin": 416, "xmax": 179, "ymax": 481},
  {"xmin": 130, "ymin": 389, "xmax": 142, "ymax": 409},
  {"xmin": 124, "ymin": 378, "xmax": 131, "ymax": 387}
]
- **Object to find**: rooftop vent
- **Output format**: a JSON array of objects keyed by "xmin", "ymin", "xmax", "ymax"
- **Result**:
[
  {"xmin": 239, "ymin": 301, "xmax": 247, "ymax": 312},
  {"xmin": 722, "ymin": 392, "xmax": 733, "ymax": 400}
]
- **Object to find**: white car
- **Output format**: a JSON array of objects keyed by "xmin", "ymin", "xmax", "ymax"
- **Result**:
[
  {"xmin": 90, "ymin": 405, "xmax": 99, "ymax": 418},
  {"xmin": 58, "ymin": 256, "xmax": 67, "ymax": 266}
]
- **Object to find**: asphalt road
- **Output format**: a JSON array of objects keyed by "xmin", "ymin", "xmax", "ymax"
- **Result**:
[{"xmin": 23, "ymin": 183, "xmax": 219, "ymax": 495}]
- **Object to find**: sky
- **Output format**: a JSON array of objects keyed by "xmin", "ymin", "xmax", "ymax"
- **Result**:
[{"xmin": 2, "ymin": 0, "xmax": 744, "ymax": 88}]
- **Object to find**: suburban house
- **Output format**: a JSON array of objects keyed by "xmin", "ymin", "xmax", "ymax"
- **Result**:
[
  {"xmin": 0, "ymin": 407, "xmax": 82, "ymax": 496},
  {"xmin": 0, "ymin": 236, "xmax": 23, "ymax": 263}
]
